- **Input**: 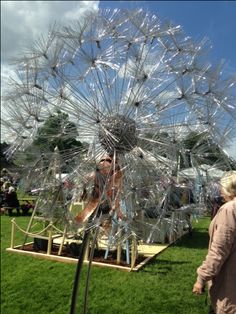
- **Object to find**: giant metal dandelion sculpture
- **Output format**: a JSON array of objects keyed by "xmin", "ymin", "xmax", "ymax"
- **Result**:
[{"xmin": 2, "ymin": 8, "xmax": 236, "ymax": 313}]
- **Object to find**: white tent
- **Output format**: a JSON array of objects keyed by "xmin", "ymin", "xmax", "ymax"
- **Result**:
[
  {"xmin": 179, "ymin": 164, "xmax": 225, "ymax": 180},
  {"xmin": 55, "ymin": 173, "xmax": 69, "ymax": 182}
]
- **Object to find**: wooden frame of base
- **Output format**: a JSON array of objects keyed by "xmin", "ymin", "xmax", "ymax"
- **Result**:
[
  {"xmin": 6, "ymin": 242, "xmax": 169, "ymax": 272},
  {"xmin": 7, "ymin": 214, "xmax": 189, "ymax": 272}
]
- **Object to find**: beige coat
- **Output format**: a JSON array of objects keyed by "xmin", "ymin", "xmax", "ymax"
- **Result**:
[{"xmin": 197, "ymin": 198, "xmax": 236, "ymax": 313}]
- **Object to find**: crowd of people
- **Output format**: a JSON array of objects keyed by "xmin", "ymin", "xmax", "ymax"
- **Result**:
[
  {"xmin": 0, "ymin": 168, "xmax": 33, "ymax": 216},
  {"xmin": 0, "ymin": 168, "xmax": 20, "ymax": 215}
]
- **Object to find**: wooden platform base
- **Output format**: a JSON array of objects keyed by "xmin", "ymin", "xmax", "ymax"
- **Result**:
[{"xmin": 6, "ymin": 242, "xmax": 169, "ymax": 272}]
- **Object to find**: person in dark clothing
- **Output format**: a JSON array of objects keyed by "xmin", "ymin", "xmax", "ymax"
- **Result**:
[
  {"xmin": 206, "ymin": 181, "xmax": 224, "ymax": 220},
  {"xmin": 166, "ymin": 178, "xmax": 195, "ymax": 236},
  {"xmin": 4, "ymin": 186, "xmax": 20, "ymax": 215}
]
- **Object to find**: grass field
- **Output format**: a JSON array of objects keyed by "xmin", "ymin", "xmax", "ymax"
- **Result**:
[{"xmin": 1, "ymin": 215, "xmax": 210, "ymax": 314}]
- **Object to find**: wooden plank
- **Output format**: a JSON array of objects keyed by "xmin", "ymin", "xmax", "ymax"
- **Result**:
[
  {"xmin": 6, "ymin": 248, "xmax": 79, "ymax": 265},
  {"xmin": 138, "ymin": 243, "xmax": 168, "ymax": 256},
  {"xmin": 6, "ymin": 247, "xmax": 132, "ymax": 271}
]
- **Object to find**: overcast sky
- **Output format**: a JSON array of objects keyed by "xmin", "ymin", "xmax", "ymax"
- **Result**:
[{"xmin": 1, "ymin": 1, "xmax": 236, "ymax": 158}]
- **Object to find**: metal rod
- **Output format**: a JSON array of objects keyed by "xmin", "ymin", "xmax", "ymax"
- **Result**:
[{"xmin": 70, "ymin": 225, "xmax": 91, "ymax": 314}]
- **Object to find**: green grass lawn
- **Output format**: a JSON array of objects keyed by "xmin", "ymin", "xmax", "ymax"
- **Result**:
[{"xmin": 1, "ymin": 215, "xmax": 210, "ymax": 314}]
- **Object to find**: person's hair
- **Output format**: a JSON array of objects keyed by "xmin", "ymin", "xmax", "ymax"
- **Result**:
[{"xmin": 220, "ymin": 171, "xmax": 236, "ymax": 198}]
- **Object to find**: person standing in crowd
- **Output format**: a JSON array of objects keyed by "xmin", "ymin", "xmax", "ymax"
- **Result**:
[
  {"xmin": 192, "ymin": 171, "xmax": 236, "ymax": 314},
  {"xmin": 206, "ymin": 180, "xmax": 224, "ymax": 220},
  {"xmin": 4, "ymin": 186, "xmax": 20, "ymax": 215},
  {"xmin": 1, "ymin": 168, "xmax": 13, "ymax": 183}
]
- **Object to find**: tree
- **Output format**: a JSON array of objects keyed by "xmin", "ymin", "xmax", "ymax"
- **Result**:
[
  {"xmin": 0, "ymin": 142, "xmax": 16, "ymax": 171},
  {"xmin": 33, "ymin": 111, "xmax": 82, "ymax": 153},
  {"xmin": 181, "ymin": 131, "xmax": 236, "ymax": 170},
  {"xmin": 14, "ymin": 111, "xmax": 85, "ymax": 172}
]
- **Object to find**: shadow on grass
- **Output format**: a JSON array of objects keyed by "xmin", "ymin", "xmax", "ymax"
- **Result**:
[
  {"xmin": 142, "ymin": 259, "xmax": 190, "ymax": 275},
  {"xmin": 173, "ymin": 229, "xmax": 209, "ymax": 250},
  {"xmin": 141, "ymin": 228, "xmax": 209, "ymax": 274}
]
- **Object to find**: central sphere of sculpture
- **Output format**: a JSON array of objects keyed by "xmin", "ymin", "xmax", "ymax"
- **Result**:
[{"xmin": 99, "ymin": 114, "xmax": 137, "ymax": 153}]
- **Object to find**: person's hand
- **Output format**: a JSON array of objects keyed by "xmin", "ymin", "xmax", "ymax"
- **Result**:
[{"xmin": 192, "ymin": 281, "xmax": 204, "ymax": 295}]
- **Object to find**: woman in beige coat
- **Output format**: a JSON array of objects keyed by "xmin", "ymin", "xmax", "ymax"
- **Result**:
[{"xmin": 193, "ymin": 171, "xmax": 236, "ymax": 314}]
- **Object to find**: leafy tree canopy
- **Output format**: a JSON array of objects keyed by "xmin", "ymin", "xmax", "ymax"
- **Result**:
[
  {"xmin": 13, "ymin": 111, "xmax": 85, "ymax": 172},
  {"xmin": 182, "ymin": 131, "xmax": 236, "ymax": 170},
  {"xmin": 33, "ymin": 110, "xmax": 82, "ymax": 152},
  {"xmin": 0, "ymin": 142, "xmax": 15, "ymax": 171}
]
